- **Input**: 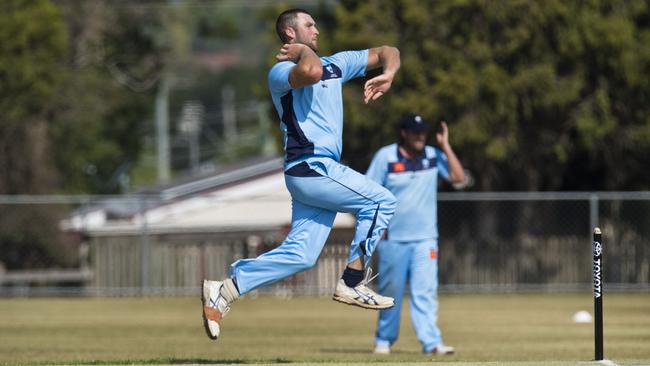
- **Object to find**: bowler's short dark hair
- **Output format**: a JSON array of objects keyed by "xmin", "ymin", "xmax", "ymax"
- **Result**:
[{"xmin": 276, "ymin": 8, "xmax": 311, "ymax": 43}]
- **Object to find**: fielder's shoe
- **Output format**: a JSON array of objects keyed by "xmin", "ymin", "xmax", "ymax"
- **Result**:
[
  {"xmin": 426, "ymin": 344, "xmax": 455, "ymax": 355},
  {"xmin": 332, "ymin": 268, "xmax": 394, "ymax": 310},
  {"xmin": 373, "ymin": 343, "xmax": 391, "ymax": 355},
  {"xmin": 202, "ymin": 279, "xmax": 237, "ymax": 340}
]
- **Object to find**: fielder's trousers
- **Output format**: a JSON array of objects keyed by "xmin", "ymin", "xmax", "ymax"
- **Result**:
[{"xmin": 375, "ymin": 238, "xmax": 443, "ymax": 352}]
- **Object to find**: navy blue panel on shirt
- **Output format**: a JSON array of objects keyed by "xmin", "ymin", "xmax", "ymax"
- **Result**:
[
  {"xmin": 388, "ymin": 146, "xmax": 438, "ymax": 173},
  {"xmin": 321, "ymin": 63, "xmax": 342, "ymax": 81},
  {"xmin": 388, "ymin": 157, "xmax": 438, "ymax": 174},
  {"xmin": 285, "ymin": 161, "xmax": 322, "ymax": 177},
  {"xmin": 280, "ymin": 91, "xmax": 315, "ymax": 161}
]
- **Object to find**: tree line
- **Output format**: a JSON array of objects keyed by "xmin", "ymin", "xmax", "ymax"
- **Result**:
[
  {"xmin": 332, "ymin": 0, "xmax": 650, "ymax": 191},
  {"xmin": 1, "ymin": 0, "xmax": 649, "ymax": 270}
]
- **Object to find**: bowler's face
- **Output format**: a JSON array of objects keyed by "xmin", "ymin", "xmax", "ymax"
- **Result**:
[{"xmin": 292, "ymin": 13, "xmax": 319, "ymax": 52}]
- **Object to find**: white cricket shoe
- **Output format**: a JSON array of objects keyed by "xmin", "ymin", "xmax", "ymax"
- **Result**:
[
  {"xmin": 332, "ymin": 268, "xmax": 394, "ymax": 310},
  {"xmin": 374, "ymin": 344, "xmax": 391, "ymax": 355},
  {"xmin": 201, "ymin": 280, "xmax": 231, "ymax": 340},
  {"xmin": 427, "ymin": 344, "xmax": 455, "ymax": 355}
]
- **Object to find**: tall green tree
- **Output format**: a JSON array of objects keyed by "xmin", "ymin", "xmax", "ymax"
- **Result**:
[
  {"xmin": 0, "ymin": 0, "xmax": 66, "ymax": 194},
  {"xmin": 51, "ymin": 0, "xmax": 161, "ymax": 193},
  {"xmin": 334, "ymin": 0, "xmax": 650, "ymax": 191},
  {"xmin": 0, "ymin": 0, "xmax": 74, "ymax": 269}
]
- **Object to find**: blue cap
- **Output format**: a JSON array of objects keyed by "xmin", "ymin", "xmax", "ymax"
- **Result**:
[{"xmin": 399, "ymin": 113, "xmax": 429, "ymax": 132}]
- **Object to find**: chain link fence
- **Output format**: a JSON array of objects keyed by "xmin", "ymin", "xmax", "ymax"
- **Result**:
[{"xmin": 0, "ymin": 192, "xmax": 648, "ymax": 296}]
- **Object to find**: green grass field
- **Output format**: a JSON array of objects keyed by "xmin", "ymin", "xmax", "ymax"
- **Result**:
[{"xmin": 0, "ymin": 293, "xmax": 648, "ymax": 366}]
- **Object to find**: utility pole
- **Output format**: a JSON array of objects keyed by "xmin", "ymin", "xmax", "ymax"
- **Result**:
[
  {"xmin": 155, "ymin": 75, "xmax": 171, "ymax": 183},
  {"xmin": 222, "ymin": 85, "xmax": 237, "ymax": 141},
  {"xmin": 257, "ymin": 101, "xmax": 276, "ymax": 157},
  {"xmin": 179, "ymin": 101, "xmax": 204, "ymax": 174}
]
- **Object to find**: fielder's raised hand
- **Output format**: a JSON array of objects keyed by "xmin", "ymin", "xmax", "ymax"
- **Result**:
[{"xmin": 436, "ymin": 121, "xmax": 450, "ymax": 149}]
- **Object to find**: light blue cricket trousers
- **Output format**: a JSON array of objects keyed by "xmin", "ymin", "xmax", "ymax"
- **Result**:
[
  {"xmin": 230, "ymin": 157, "xmax": 396, "ymax": 295},
  {"xmin": 375, "ymin": 238, "xmax": 443, "ymax": 352}
]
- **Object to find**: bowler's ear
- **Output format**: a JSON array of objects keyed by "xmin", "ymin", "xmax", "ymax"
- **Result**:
[{"xmin": 284, "ymin": 27, "xmax": 296, "ymax": 43}]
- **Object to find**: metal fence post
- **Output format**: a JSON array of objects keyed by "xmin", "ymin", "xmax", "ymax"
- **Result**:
[
  {"xmin": 139, "ymin": 196, "xmax": 150, "ymax": 295},
  {"xmin": 589, "ymin": 194, "xmax": 599, "ymax": 241}
]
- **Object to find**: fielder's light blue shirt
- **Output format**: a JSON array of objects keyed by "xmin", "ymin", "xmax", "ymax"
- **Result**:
[
  {"xmin": 268, "ymin": 50, "xmax": 369, "ymax": 166},
  {"xmin": 366, "ymin": 143, "xmax": 450, "ymax": 241}
]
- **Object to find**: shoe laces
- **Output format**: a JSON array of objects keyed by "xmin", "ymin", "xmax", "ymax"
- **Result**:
[
  {"xmin": 209, "ymin": 288, "xmax": 231, "ymax": 318},
  {"xmin": 219, "ymin": 297, "xmax": 232, "ymax": 318},
  {"xmin": 222, "ymin": 305, "xmax": 231, "ymax": 317},
  {"xmin": 358, "ymin": 267, "xmax": 379, "ymax": 288}
]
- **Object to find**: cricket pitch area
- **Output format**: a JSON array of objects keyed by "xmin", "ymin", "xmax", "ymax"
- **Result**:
[{"xmin": 0, "ymin": 293, "xmax": 648, "ymax": 366}]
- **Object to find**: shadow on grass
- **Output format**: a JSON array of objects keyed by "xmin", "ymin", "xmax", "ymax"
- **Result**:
[
  {"xmin": 319, "ymin": 348, "xmax": 372, "ymax": 355},
  {"xmin": 38, "ymin": 358, "xmax": 293, "ymax": 365},
  {"xmin": 320, "ymin": 348, "xmax": 422, "ymax": 355}
]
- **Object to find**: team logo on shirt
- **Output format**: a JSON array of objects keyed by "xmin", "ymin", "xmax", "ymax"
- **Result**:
[
  {"xmin": 430, "ymin": 249, "xmax": 438, "ymax": 260},
  {"xmin": 389, "ymin": 162, "xmax": 406, "ymax": 173},
  {"xmin": 321, "ymin": 64, "xmax": 341, "ymax": 81},
  {"xmin": 388, "ymin": 156, "xmax": 438, "ymax": 174}
]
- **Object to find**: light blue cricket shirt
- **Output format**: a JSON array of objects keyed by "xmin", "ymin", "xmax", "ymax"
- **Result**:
[
  {"xmin": 366, "ymin": 143, "xmax": 451, "ymax": 241},
  {"xmin": 267, "ymin": 50, "xmax": 369, "ymax": 167}
]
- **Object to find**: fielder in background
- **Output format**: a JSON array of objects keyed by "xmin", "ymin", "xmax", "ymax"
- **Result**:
[
  {"xmin": 201, "ymin": 8, "xmax": 401, "ymax": 341},
  {"xmin": 366, "ymin": 114, "xmax": 466, "ymax": 355}
]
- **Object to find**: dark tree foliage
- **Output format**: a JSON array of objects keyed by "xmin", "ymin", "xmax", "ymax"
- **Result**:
[
  {"xmin": 51, "ymin": 0, "xmax": 161, "ymax": 193},
  {"xmin": 0, "ymin": 1, "xmax": 162, "ymax": 270},
  {"xmin": 0, "ymin": 0, "xmax": 66, "ymax": 194},
  {"xmin": 0, "ymin": 0, "xmax": 72, "ymax": 269},
  {"xmin": 333, "ymin": 0, "xmax": 650, "ymax": 191}
]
